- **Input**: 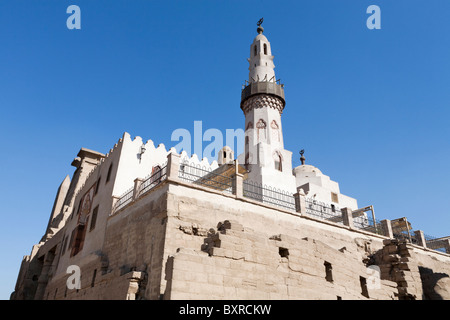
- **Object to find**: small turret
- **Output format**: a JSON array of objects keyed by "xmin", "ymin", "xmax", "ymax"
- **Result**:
[{"xmin": 218, "ymin": 146, "xmax": 234, "ymax": 166}]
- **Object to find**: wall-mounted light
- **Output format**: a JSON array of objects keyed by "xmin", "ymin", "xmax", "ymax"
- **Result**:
[{"xmin": 139, "ymin": 144, "xmax": 146, "ymax": 163}]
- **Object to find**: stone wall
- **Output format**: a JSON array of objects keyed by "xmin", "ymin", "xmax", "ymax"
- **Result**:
[
  {"xmin": 39, "ymin": 183, "xmax": 169, "ymax": 300},
  {"xmin": 160, "ymin": 181, "xmax": 450, "ymax": 300},
  {"xmin": 13, "ymin": 177, "xmax": 450, "ymax": 300},
  {"xmin": 164, "ymin": 220, "xmax": 398, "ymax": 300},
  {"xmin": 372, "ymin": 239, "xmax": 450, "ymax": 300}
]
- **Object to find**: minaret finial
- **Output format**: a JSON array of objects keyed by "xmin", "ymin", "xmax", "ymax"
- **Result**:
[
  {"xmin": 300, "ymin": 149, "xmax": 305, "ymax": 165},
  {"xmin": 257, "ymin": 18, "xmax": 264, "ymax": 34}
]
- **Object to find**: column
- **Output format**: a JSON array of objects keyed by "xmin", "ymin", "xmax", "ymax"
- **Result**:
[
  {"xmin": 341, "ymin": 208, "xmax": 354, "ymax": 228},
  {"xmin": 233, "ymin": 173, "xmax": 244, "ymax": 198},
  {"xmin": 111, "ymin": 195, "xmax": 121, "ymax": 215},
  {"xmin": 380, "ymin": 219, "xmax": 394, "ymax": 238},
  {"xmin": 414, "ymin": 230, "xmax": 427, "ymax": 248},
  {"xmin": 133, "ymin": 178, "xmax": 144, "ymax": 200},
  {"xmin": 294, "ymin": 187, "xmax": 306, "ymax": 214},
  {"xmin": 166, "ymin": 152, "xmax": 181, "ymax": 180}
]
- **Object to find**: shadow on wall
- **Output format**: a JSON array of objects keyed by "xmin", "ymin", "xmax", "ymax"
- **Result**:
[{"xmin": 419, "ymin": 267, "xmax": 450, "ymax": 300}]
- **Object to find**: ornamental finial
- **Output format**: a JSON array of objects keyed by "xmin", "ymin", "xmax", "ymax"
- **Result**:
[
  {"xmin": 257, "ymin": 18, "xmax": 264, "ymax": 34},
  {"xmin": 300, "ymin": 149, "xmax": 305, "ymax": 165}
]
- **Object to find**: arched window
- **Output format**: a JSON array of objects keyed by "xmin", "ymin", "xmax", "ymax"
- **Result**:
[
  {"xmin": 271, "ymin": 120, "xmax": 280, "ymax": 142},
  {"xmin": 256, "ymin": 119, "xmax": 266, "ymax": 142},
  {"xmin": 270, "ymin": 120, "xmax": 279, "ymax": 129},
  {"xmin": 273, "ymin": 152, "xmax": 282, "ymax": 172},
  {"xmin": 264, "ymin": 43, "xmax": 267, "ymax": 55},
  {"xmin": 254, "ymin": 45, "xmax": 257, "ymax": 57}
]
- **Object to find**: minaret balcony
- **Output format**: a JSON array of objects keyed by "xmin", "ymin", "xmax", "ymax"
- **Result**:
[{"xmin": 240, "ymin": 80, "xmax": 285, "ymax": 108}]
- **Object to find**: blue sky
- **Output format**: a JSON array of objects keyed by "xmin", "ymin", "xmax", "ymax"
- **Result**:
[{"xmin": 1, "ymin": 0, "xmax": 449, "ymax": 299}]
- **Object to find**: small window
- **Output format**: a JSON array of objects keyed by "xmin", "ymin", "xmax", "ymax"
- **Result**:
[
  {"xmin": 254, "ymin": 45, "xmax": 257, "ymax": 57},
  {"xmin": 90, "ymin": 205, "xmax": 99, "ymax": 231},
  {"xmin": 331, "ymin": 192, "xmax": 339, "ymax": 203},
  {"xmin": 331, "ymin": 204, "xmax": 336, "ymax": 213},
  {"xmin": 274, "ymin": 159, "xmax": 282, "ymax": 171},
  {"xmin": 279, "ymin": 247, "xmax": 289, "ymax": 258},
  {"xmin": 73, "ymin": 198, "xmax": 82, "ymax": 220},
  {"xmin": 68, "ymin": 228, "xmax": 76, "ymax": 250},
  {"xmin": 91, "ymin": 269, "xmax": 97, "ymax": 288},
  {"xmin": 264, "ymin": 43, "xmax": 267, "ymax": 55},
  {"xmin": 60, "ymin": 236, "xmax": 66, "ymax": 254},
  {"xmin": 61, "ymin": 235, "xmax": 69, "ymax": 254},
  {"xmin": 95, "ymin": 177, "xmax": 101, "ymax": 195},
  {"xmin": 71, "ymin": 224, "xmax": 86, "ymax": 257},
  {"xmin": 273, "ymin": 152, "xmax": 282, "ymax": 172},
  {"xmin": 223, "ymin": 151, "xmax": 227, "ymax": 159},
  {"xmin": 324, "ymin": 262, "xmax": 333, "ymax": 282},
  {"xmin": 106, "ymin": 163, "xmax": 113, "ymax": 183},
  {"xmin": 360, "ymin": 276, "xmax": 369, "ymax": 298}
]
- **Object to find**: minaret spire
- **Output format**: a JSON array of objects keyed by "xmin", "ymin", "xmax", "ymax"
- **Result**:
[
  {"xmin": 247, "ymin": 19, "xmax": 277, "ymax": 84},
  {"xmin": 238, "ymin": 21, "xmax": 297, "ymax": 194},
  {"xmin": 241, "ymin": 22, "xmax": 285, "ymax": 115}
]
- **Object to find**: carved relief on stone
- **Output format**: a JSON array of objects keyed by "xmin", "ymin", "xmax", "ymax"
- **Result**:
[
  {"xmin": 241, "ymin": 95, "xmax": 284, "ymax": 115},
  {"xmin": 256, "ymin": 119, "xmax": 266, "ymax": 142},
  {"xmin": 271, "ymin": 120, "xmax": 280, "ymax": 142}
]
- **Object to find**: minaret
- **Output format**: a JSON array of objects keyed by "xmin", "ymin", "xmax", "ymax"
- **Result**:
[{"xmin": 239, "ymin": 20, "xmax": 297, "ymax": 194}]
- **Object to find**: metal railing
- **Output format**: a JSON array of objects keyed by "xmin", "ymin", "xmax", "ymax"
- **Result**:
[
  {"xmin": 178, "ymin": 161, "xmax": 233, "ymax": 193},
  {"xmin": 304, "ymin": 198, "xmax": 343, "ymax": 224},
  {"xmin": 114, "ymin": 187, "xmax": 134, "ymax": 212},
  {"xmin": 354, "ymin": 215, "xmax": 385, "ymax": 235},
  {"xmin": 139, "ymin": 164, "xmax": 167, "ymax": 196},
  {"xmin": 243, "ymin": 180, "xmax": 296, "ymax": 211},
  {"xmin": 424, "ymin": 234, "xmax": 447, "ymax": 253},
  {"xmin": 393, "ymin": 230, "xmax": 417, "ymax": 244},
  {"xmin": 425, "ymin": 233, "xmax": 438, "ymax": 245},
  {"xmin": 241, "ymin": 80, "xmax": 285, "ymax": 104},
  {"xmin": 112, "ymin": 163, "xmax": 168, "ymax": 215},
  {"xmin": 106, "ymin": 152, "xmax": 449, "ymax": 255}
]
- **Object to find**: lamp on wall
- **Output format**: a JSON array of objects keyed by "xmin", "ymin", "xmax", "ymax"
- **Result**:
[{"xmin": 139, "ymin": 144, "xmax": 146, "ymax": 163}]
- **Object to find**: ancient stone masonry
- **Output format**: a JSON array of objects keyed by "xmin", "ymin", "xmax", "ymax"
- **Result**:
[
  {"xmin": 374, "ymin": 239, "xmax": 422, "ymax": 300},
  {"xmin": 371, "ymin": 239, "xmax": 450, "ymax": 300},
  {"xmin": 164, "ymin": 220, "xmax": 399, "ymax": 300}
]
